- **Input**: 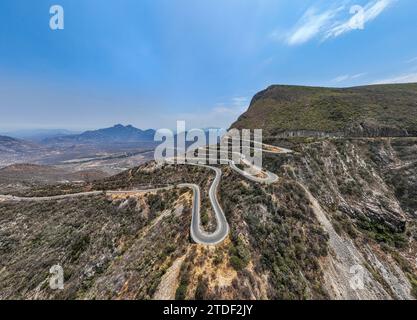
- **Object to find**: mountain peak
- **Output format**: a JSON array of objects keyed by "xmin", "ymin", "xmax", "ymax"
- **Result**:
[{"xmin": 40, "ymin": 125, "xmax": 156, "ymax": 145}]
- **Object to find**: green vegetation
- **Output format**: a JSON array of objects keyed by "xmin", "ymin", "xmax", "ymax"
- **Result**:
[
  {"xmin": 200, "ymin": 209, "xmax": 209, "ymax": 226},
  {"xmin": 357, "ymin": 216, "xmax": 408, "ymax": 248},
  {"xmin": 332, "ymin": 213, "xmax": 357, "ymax": 239},
  {"xmin": 232, "ymin": 83, "xmax": 417, "ymax": 136},
  {"xmin": 0, "ymin": 190, "xmax": 192, "ymax": 300},
  {"xmin": 175, "ymin": 259, "xmax": 192, "ymax": 300},
  {"xmin": 228, "ymin": 238, "xmax": 251, "ymax": 271},
  {"xmin": 69, "ymin": 234, "xmax": 90, "ymax": 262},
  {"xmin": 194, "ymin": 276, "xmax": 209, "ymax": 300},
  {"xmin": 220, "ymin": 170, "xmax": 329, "ymax": 299},
  {"xmin": 147, "ymin": 193, "xmax": 166, "ymax": 212},
  {"xmin": 212, "ymin": 247, "xmax": 224, "ymax": 266},
  {"xmin": 175, "ymin": 278, "xmax": 188, "ymax": 300},
  {"xmin": 339, "ymin": 179, "xmax": 363, "ymax": 197}
]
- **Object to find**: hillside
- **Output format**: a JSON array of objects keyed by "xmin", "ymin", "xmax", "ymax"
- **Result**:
[
  {"xmin": 0, "ymin": 135, "xmax": 43, "ymax": 168},
  {"xmin": 0, "ymin": 135, "xmax": 38, "ymax": 154},
  {"xmin": 1, "ymin": 137, "xmax": 417, "ymax": 300},
  {"xmin": 232, "ymin": 83, "xmax": 417, "ymax": 137},
  {"xmin": 1, "ymin": 86, "xmax": 417, "ymax": 300},
  {"xmin": 0, "ymin": 163, "xmax": 107, "ymax": 184}
]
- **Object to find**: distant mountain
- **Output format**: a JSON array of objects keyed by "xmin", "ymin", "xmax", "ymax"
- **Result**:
[
  {"xmin": 0, "ymin": 135, "xmax": 38, "ymax": 154},
  {"xmin": 2, "ymin": 129, "xmax": 79, "ymax": 142},
  {"xmin": 42, "ymin": 124, "xmax": 156, "ymax": 145},
  {"xmin": 231, "ymin": 83, "xmax": 417, "ymax": 137}
]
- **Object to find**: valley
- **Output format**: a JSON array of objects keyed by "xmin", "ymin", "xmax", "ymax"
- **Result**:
[
  {"xmin": 0, "ymin": 125, "xmax": 158, "ymax": 194},
  {"xmin": 1, "ymin": 84, "xmax": 417, "ymax": 300}
]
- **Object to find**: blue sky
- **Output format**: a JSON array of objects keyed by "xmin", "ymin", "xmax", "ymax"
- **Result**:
[{"xmin": 0, "ymin": 0, "xmax": 416, "ymax": 130}]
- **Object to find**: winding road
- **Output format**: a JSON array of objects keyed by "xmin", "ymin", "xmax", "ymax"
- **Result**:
[{"xmin": 0, "ymin": 141, "xmax": 291, "ymax": 246}]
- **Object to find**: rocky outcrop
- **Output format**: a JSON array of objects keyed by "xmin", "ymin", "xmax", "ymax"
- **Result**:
[
  {"xmin": 344, "ymin": 122, "xmax": 410, "ymax": 137},
  {"xmin": 264, "ymin": 123, "xmax": 412, "ymax": 139},
  {"xmin": 280, "ymin": 137, "xmax": 417, "ymax": 299}
]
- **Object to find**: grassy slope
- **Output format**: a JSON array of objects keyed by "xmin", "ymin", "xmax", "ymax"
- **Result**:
[{"xmin": 232, "ymin": 83, "xmax": 417, "ymax": 135}]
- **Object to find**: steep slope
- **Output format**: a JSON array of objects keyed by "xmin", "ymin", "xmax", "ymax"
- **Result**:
[
  {"xmin": 269, "ymin": 137, "xmax": 417, "ymax": 299},
  {"xmin": 0, "ymin": 189, "xmax": 193, "ymax": 299},
  {"xmin": 2, "ymin": 85, "xmax": 417, "ymax": 300},
  {"xmin": 1, "ymin": 138, "xmax": 416, "ymax": 300},
  {"xmin": 232, "ymin": 83, "xmax": 417, "ymax": 137}
]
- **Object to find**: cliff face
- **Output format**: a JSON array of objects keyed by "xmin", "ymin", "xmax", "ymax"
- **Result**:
[
  {"xmin": 295, "ymin": 137, "xmax": 417, "ymax": 299},
  {"xmin": 232, "ymin": 83, "xmax": 417, "ymax": 138},
  {"xmin": 258, "ymin": 136, "xmax": 417, "ymax": 299}
]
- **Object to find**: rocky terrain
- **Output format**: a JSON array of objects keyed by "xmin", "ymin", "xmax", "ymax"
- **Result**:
[
  {"xmin": 1, "ymin": 85, "xmax": 416, "ymax": 300},
  {"xmin": 0, "ymin": 189, "xmax": 192, "ymax": 299},
  {"xmin": 0, "ymin": 125, "xmax": 156, "ymax": 192},
  {"xmin": 0, "ymin": 135, "xmax": 42, "ymax": 167},
  {"xmin": 1, "ymin": 136, "xmax": 416, "ymax": 300},
  {"xmin": 0, "ymin": 124, "xmax": 157, "ymax": 168},
  {"xmin": 0, "ymin": 164, "xmax": 108, "ymax": 195}
]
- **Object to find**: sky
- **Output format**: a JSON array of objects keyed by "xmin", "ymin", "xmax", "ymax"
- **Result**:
[{"xmin": 0, "ymin": 0, "xmax": 416, "ymax": 131}]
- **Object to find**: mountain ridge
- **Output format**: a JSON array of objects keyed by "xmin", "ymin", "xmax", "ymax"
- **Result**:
[
  {"xmin": 232, "ymin": 83, "xmax": 417, "ymax": 137},
  {"xmin": 0, "ymin": 135, "xmax": 39, "ymax": 153},
  {"xmin": 1, "ymin": 129, "xmax": 79, "ymax": 142},
  {"xmin": 41, "ymin": 124, "xmax": 156, "ymax": 144}
]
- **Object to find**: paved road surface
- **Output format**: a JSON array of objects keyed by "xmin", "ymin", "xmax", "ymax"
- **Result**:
[
  {"xmin": 0, "ymin": 141, "xmax": 290, "ymax": 246},
  {"xmin": 0, "ymin": 191, "xmax": 103, "ymax": 202},
  {"xmin": 178, "ymin": 164, "xmax": 230, "ymax": 245}
]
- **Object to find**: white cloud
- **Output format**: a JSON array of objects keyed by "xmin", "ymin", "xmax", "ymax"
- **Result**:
[
  {"xmin": 283, "ymin": 0, "xmax": 395, "ymax": 46},
  {"xmin": 213, "ymin": 96, "xmax": 249, "ymax": 115},
  {"xmin": 372, "ymin": 73, "xmax": 417, "ymax": 84},
  {"xmin": 231, "ymin": 96, "xmax": 250, "ymax": 108},
  {"xmin": 173, "ymin": 97, "xmax": 250, "ymax": 129},
  {"xmin": 332, "ymin": 74, "xmax": 350, "ymax": 83},
  {"xmin": 351, "ymin": 72, "xmax": 367, "ymax": 79},
  {"xmin": 285, "ymin": 7, "xmax": 341, "ymax": 45},
  {"xmin": 332, "ymin": 73, "xmax": 366, "ymax": 83},
  {"xmin": 325, "ymin": 0, "xmax": 395, "ymax": 39},
  {"xmin": 405, "ymin": 56, "xmax": 417, "ymax": 64}
]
